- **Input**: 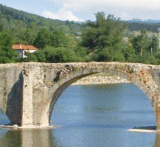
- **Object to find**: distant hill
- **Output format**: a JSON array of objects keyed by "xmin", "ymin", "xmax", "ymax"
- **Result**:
[
  {"xmin": 123, "ymin": 19, "xmax": 160, "ymax": 32},
  {"xmin": 125, "ymin": 18, "xmax": 160, "ymax": 24},
  {"xmin": 0, "ymin": 4, "xmax": 86, "ymax": 36},
  {"xmin": 143, "ymin": 19, "xmax": 160, "ymax": 24},
  {"xmin": 0, "ymin": 3, "xmax": 160, "ymax": 33}
]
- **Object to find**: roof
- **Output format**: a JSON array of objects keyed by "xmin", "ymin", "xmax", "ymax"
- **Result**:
[{"xmin": 12, "ymin": 44, "xmax": 38, "ymax": 50}]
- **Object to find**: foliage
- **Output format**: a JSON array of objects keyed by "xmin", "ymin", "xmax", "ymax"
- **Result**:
[
  {"xmin": 150, "ymin": 35, "xmax": 159, "ymax": 55},
  {"xmin": 0, "ymin": 32, "xmax": 19, "ymax": 63},
  {"xmin": 34, "ymin": 27, "xmax": 51, "ymax": 49},
  {"xmin": 26, "ymin": 46, "xmax": 81, "ymax": 63},
  {"xmin": 122, "ymin": 44, "xmax": 135, "ymax": 62},
  {"xmin": 25, "ymin": 53, "xmax": 38, "ymax": 62},
  {"xmin": 49, "ymin": 30, "xmax": 70, "ymax": 48},
  {"xmin": 0, "ymin": 3, "xmax": 160, "ymax": 64},
  {"xmin": 81, "ymin": 12, "xmax": 127, "ymax": 62},
  {"xmin": 131, "ymin": 31, "xmax": 147, "ymax": 56},
  {"xmin": 126, "ymin": 22, "xmax": 160, "ymax": 32},
  {"xmin": 130, "ymin": 30, "xmax": 158, "ymax": 57},
  {"xmin": 75, "ymin": 46, "xmax": 88, "ymax": 61}
]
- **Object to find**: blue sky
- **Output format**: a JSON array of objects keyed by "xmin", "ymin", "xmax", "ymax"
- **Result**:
[{"xmin": 1, "ymin": 0, "xmax": 160, "ymax": 22}]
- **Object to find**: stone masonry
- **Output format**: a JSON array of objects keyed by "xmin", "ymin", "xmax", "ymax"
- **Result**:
[
  {"xmin": 72, "ymin": 75, "xmax": 130, "ymax": 85},
  {"xmin": 0, "ymin": 62, "xmax": 160, "ymax": 129}
]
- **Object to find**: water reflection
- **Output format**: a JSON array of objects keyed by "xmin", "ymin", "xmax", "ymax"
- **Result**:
[
  {"xmin": 0, "ymin": 83, "xmax": 157, "ymax": 147},
  {"xmin": 0, "ymin": 127, "xmax": 158, "ymax": 147},
  {"xmin": 155, "ymin": 133, "xmax": 160, "ymax": 147},
  {"xmin": 0, "ymin": 128, "xmax": 55, "ymax": 147}
]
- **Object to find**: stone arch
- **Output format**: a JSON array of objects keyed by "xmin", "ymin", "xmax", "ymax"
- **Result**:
[{"xmin": 33, "ymin": 63, "xmax": 159, "ymax": 127}]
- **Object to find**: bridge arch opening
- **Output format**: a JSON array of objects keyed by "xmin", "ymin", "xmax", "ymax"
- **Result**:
[
  {"xmin": 50, "ymin": 82, "xmax": 156, "ymax": 129},
  {"xmin": 44, "ymin": 69, "xmax": 156, "ymax": 128},
  {"xmin": 0, "ymin": 109, "xmax": 10, "ymax": 126}
]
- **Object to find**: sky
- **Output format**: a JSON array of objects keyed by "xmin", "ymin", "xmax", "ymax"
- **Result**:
[{"xmin": 1, "ymin": 0, "xmax": 160, "ymax": 22}]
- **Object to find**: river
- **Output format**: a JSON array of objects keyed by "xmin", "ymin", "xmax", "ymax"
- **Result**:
[{"xmin": 0, "ymin": 83, "xmax": 158, "ymax": 147}]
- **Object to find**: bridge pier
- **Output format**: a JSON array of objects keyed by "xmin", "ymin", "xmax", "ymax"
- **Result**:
[
  {"xmin": 156, "ymin": 109, "xmax": 160, "ymax": 130},
  {"xmin": 21, "ymin": 69, "xmax": 33, "ymax": 127},
  {"xmin": 156, "ymin": 94, "xmax": 160, "ymax": 131}
]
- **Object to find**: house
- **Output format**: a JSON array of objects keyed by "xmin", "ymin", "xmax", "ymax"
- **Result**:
[{"xmin": 12, "ymin": 44, "xmax": 38, "ymax": 58}]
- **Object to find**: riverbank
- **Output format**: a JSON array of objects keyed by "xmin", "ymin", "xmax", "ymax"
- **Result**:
[
  {"xmin": 0, "ymin": 124, "xmax": 57, "ymax": 130},
  {"xmin": 128, "ymin": 126, "xmax": 156, "ymax": 133},
  {"xmin": 72, "ymin": 73, "xmax": 130, "ymax": 85}
]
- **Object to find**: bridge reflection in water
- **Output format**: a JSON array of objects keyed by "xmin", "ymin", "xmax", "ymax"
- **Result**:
[
  {"xmin": 155, "ymin": 133, "xmax": 160, "ymax": 146},
  {"xmin": 0, "ymin": 128, "xmax": 159, "ymax": 147},
  {"xmin": 0, "ymin": 129, "xmax": 55, "ymax": 147},
  {"xmin": 0, "ymin": 82, "xmax": 158, "ymax": 147}
]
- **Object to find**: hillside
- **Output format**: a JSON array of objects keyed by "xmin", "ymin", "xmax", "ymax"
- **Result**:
[
  {"xmin": 0, "ymin": 4, "xmax": 86, "ymax": 36},
  {"xmin": 0, "ymin": 4, "xmax": 160, "ymax": 65},
  {"xmin": 1, "ymin": 4, "xmax": 160, "ymax": 33},
  {"xmin": 126, "ymin": 22, "xmax": 160, "ymax": 32}
]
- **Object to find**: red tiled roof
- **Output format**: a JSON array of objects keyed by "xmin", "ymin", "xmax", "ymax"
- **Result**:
[{"xmin": 12, "ymin": 44, "xmax": 38, "ymax": 50}]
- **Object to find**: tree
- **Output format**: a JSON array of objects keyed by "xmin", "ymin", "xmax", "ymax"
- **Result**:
[
  {"xmin": 150, "ymin": 35, "xmax": 159, "ymax": 55},
  {"xmin": 81, "ymin": 12, "xmax": 127, "ymax": 62},
  {"xmin": 131, "ymin": 30, "xmax": 150, "ymax": 57},
  {"xmin": 75, "ymin": 46, "xmax": 88, "ymax": 61},
  {"xmin": 122, "ymin": 44, "xmax": 135, "ymax": 62},
  {"xmin": 13, "ymin": 20, "xmax": 26, "ymax": 44},
  {"xmin": 0, "ymin": 32, "xmax": 18, "ymax": 63},
  {"xmin": 49, "ymin": 29, "xmax": 69, "ymax": 48},
  {"xmin": 34, "ymin": 27, "xmax": 51, "ymax": 49},
  {"xmin": 23, "ymin": 22, "xmax": 38, "ymax": 44},
  {"xmin": 28, "ymin": 46, "xmax": 80, "ymax": 63}
]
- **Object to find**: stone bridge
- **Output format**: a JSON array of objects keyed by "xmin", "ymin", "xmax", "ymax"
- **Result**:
[{"xmin": 0, "ymin": 62, "xmax": 160, "ymax": 129}]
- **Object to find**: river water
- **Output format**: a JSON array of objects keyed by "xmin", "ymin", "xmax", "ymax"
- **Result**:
[{"xmin": 0, "ymin": 83, "xmax": 158, "ymax": 147}]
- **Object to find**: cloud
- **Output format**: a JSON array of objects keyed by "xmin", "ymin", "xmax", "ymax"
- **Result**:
[
  {"xmin": 48, "ymin": 0, "xmax": 160, "ymax": 21},
  {"xmin": 49, "ymin": 0, "xmax": 160, "ymax": 11},
  {"xmin": 43, "ymin": 8, "xmax": 81, "ymax": 21}
]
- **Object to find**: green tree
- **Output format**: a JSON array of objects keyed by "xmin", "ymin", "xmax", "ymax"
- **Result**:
[
  {"xmin": 50, "ymin": 30, "xmax": 69, "ymax": 48},
  {"xmin": 23, "ymin": 22, "xmax": 38, "ymax": 44},
  {"xmin": 130, "ymin": 30, "xmax": 160, "ymax": 64},
  {"xmin": 82, "ymin": 13, "xmax": 126, "ymax": 50},
  {"xmin": 34, "ymin": 50, "xmax": 46, "ymax": 62},
  {"xmin": 25, "ymin": 52, "xmax": 38, "ymax": 62},
  {"xmin": 23, "ymin": 28, "xmax": 36, "ymax": 44},
  {"xmin": 29, "ymin": 46, "xmax": 80, "ymax": 63},
  {"xmin": 81, "ymin": 12, "xmax": 127, "ymax": 62},
  {"xmin": 131, "ymin": 30, "xmax": 150, "ymax": 57},
  {"xmin": 75, "ymin": 46, "xmax": 88, "ymax": 61},
  {"xmin": 150, "ymin": 35, "xmax": 159, "ymax": 55},
  {"xmin": 13, "ymin": 20, "xmax": 26, "ymax": 44},
  {"xmin": 34, "ymin": 27, "xmax": 51, "ymax": 49},
  {"xmin": 122, "ymin": 44, "xmax": 135, "ymax": 62},
  {"xmin": 45, "ymin": 47, "xmax": 78, "ymax": 62},
  {"xmin": 0, "ymin": 32, "xmax": 18, "ymax": 63}
]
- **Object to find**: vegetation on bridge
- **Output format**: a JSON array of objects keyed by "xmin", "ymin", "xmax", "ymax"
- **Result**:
[{"xmin": 0, "ymin": 4, "xmax": 160, "ymax": 64}]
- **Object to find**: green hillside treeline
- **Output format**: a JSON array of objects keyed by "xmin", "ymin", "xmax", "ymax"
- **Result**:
[{"xmin": 0, "ymin": 4, "xmax": 160, "ymax": 64}]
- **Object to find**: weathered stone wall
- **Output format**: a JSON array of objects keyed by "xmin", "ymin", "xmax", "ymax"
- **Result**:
[
  {"xmin": 24, "ymin": 62, "xmax": 160, "ymax": 127},
  {"xmin": 72, "ymin": 75, "xmax": 130, "ymax": 85},
  {"xmin": 0, "ymin": 62, "xmax": 160, "ymax": 128},
  {"xmin": 0, "ymin": 63, "xmax": 23, "ymax": 124}
]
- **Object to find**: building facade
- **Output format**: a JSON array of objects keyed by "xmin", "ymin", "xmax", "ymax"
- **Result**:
[{"xmin": 12, "ymin": 44, "xmax": 38, "ymax": 58}]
